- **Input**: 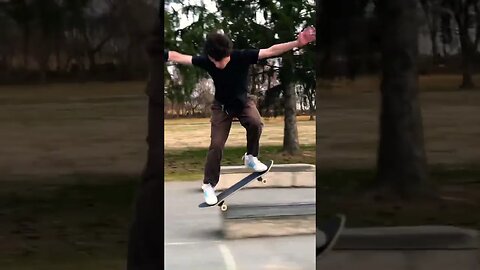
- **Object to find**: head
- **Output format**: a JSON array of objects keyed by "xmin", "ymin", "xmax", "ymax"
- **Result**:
[{"xmin": 204, "ymin": 31, "xmax": 233, "ymax": 69}]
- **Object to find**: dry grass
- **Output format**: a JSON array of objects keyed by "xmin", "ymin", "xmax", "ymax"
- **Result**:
[
  {"xmin": 0, "ymin": 82, "xmax": 148, "ymax": 177},
  {"xmin": 165, "ymin": 115, "xmax": 315, "ymax": 150},
  {"xmin": 316, "ymin": 75, "xmax": 480, "ymax": 169}
]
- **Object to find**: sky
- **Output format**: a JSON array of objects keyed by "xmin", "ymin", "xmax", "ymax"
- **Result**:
[
  {"xmin": 166, "ymin": 0, "xmax": 218, "ymax": 28},
  {"xmin": 166, "ymin": 0, "xmax": 267, "ymax": 29}
]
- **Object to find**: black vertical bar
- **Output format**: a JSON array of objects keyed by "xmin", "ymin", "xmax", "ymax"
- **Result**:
[{"xmin": 126, "ymin": 0, "xmax": 165, "ymax": 269}]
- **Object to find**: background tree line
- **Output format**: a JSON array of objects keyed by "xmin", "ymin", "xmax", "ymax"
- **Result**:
[
  {"xmin": 0, "ymin": 0, "xmax": 159, "ymax": 83},
  {"xmin": 1, "ymin": 0, "xmax": 478, "ymax": 89},
  {"xmin": 164, "ymin": 0, "xmax": 316, "ymax": 122},
  {"xmin": 317, "ymin": 0, "xmax": 480, "ymax": 88}
]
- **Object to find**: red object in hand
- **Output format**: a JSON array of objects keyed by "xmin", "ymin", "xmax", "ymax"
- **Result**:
[{"xmin": 297, "ymin": 26, "xmax": 316, "ymax": 46}]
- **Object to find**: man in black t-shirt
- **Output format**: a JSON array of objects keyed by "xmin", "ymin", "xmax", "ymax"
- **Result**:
[{"xmin": 165, "ymin": 27, "xmax": 316, "ymax": 205}]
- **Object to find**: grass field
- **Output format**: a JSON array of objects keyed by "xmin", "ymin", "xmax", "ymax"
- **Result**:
[
  {"xmin": 165, "ymin": 115, "xmax": 316, "ymax": 149},
  {"xmin": 1, "ymin": 76, "xmax": 478, "ymax": 178},
  {"xmin": 0, "ymin": 75, "xmax": 479, "ymax": 268},
  {"xmin": 316, "ymin": 80, "xmax": 480, "ymax": 169},
  {"xmin": 165, "ymin": 144, "xmax": 315, "ymax": 181}
]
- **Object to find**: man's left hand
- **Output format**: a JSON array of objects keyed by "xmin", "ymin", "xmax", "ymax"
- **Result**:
[{"xmin": 297, "ymin": 26, "xmax": 316, "ymax": 47}]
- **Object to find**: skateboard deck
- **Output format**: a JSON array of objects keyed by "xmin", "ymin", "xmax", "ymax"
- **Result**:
[
  {"xmin": 199, "ymin": 160, "xmax": 274, "ymax": 211},
  {"xmin": 316, "ymin": 214, "xmax": 346, "ymax": 258}
]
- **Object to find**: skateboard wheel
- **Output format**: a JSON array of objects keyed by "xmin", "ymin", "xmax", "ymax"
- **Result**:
[
  {"xmin": 220, "ymin": 204, "xmax": 228, "ymax": 211},
  {"xmin": 257, "ymin": 177, "xmax": 267, "ymax": 184}
]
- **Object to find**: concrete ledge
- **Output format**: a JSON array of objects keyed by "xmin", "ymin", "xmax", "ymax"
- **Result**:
[
  {"xmin": 316, "ymin": 250, "xmax": 480, "ymax": 270},
  {"xmin": 334, "ymin": 226, "xmax": 479, "ymax": 250},
  {"xmin": 215, "ymin": 163, "xmax": 315, "ymax": 191},
  {"xmin": 222, "ymin": 202, "xmax": 315, "ymax": 239},
  {"xmin": 220, "ymin": 163, "xmax": 315, "ymax": 173},
  {"xmin": 317, "ymin": 226, "xmax": 480, "ymax": 270}
]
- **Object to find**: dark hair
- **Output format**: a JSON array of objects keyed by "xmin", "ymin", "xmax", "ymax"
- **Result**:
[{"xmin": 204, "ymin": 32, "xmax": 233, "ymax": 61}]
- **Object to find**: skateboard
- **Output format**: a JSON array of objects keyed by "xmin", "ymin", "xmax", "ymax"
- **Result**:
[
  {"xmin": 198, "ymin": 160, "xmax": 274, "ymax": 211},
  {"xmin": 316, "ymin": 214, "xmax": 346, "ymax": 258}
]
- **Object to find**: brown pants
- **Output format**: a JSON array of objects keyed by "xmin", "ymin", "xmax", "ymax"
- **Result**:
[{"xmin": 204, "ymin": 98, "xmax": 263, "ymax": 187}]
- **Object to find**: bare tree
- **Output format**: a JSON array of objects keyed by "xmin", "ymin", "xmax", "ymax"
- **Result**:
[{"xmin": 443, "ymin": 0, "xmax": 479, "ymax": 89}]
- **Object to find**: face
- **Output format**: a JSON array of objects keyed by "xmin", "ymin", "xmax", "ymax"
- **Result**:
[{"xmin": 208, "ymin": 55, "xmax": 230, "ymax": 69}]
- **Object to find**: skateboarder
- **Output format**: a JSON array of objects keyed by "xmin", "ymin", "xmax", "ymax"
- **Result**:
[{"xmin": 164, "ymin": 27, "xmax": 316, "ymax": 205}]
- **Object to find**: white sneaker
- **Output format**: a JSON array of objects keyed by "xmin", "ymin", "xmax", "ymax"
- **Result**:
[
  {"xmin": 242, "ymin": 153, "xmax": 268, "ymax": 172},
  {"xmin": 202, "ymin": 183, "xmax": 218, "ymax": 205}
]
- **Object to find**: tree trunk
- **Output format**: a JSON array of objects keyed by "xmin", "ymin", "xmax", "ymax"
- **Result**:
[
  {"xmin": 38, "ymin": 38, "xmax": 51, "ymax": 83},
  {"xmin": 278, "ymin": 49, "xmax": 300, "ymax": 154},
  {"xmin": 308, "ymin": 90, "xmax": 315, "ymax": 121},
  {"xmin": 283, "ymin": 83, "xmax": 300, "ymax": 154},
  {"xmin": 87, "ymin": 51, "xmax": 96, "ymax": 73},
  {"xmin": 475, "ymin": 3, "xmax": 480, "ymax": 51},
  {"xmin": 452, "ymin": 2, "xmax": 476, "ymax": 89},
  {"xmin": 419, "ymin": 0, "xmax": 439, "ymax": 63},
  {"xmin": 376, "ymin": 0, "xmax": 430, "ymax": 198},
  {"xmin": 460, "ymin": 44, "xmax": 475, "ymax": 89},
  {"xmin": 458, "ymin": 23, "xmax": 475, "ymax": 89},
  {"xmin": 299, "ymin": 94, "xmax": 304, "ymax": 114},
  {"xmin": 56, "ymin": 42, "xmax": 61, "ymax": 72},
  {"xmin": 175, "ymin": 104, "xmax": 181, "ymax": 118},
  {"xmin": 39, "ymin": 56, "xmax": 48, "ymax": 83},
  {"xmin": 122, "ymin": 42, "xmax": 135, "ymax": 80},
  {"xmin": 430, "ymin": 29, "xmax": 439, "ymax": 62},
  {"xmin": 126, "ymin": 16, "xmax": 164, "ymax": 270},
  {"xmin": 442, "ymin": 38, "xmax": 448, "ymax": 57},
  {"xmin": 23, "ymin": 26, "xmax": 30, "ymax": 69}
]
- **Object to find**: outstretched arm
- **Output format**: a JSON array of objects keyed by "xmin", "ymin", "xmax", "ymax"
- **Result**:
[
  {"xmin": 164, "ymin": 49, "xmax": 193, "ymax": 65},
  {"xmin": 258, "ymin": 40, "xmax": 301, "ymax": 59},
  {"xmin": 258, "ymin": 26, "xmax": 316, "ymax": 60}
]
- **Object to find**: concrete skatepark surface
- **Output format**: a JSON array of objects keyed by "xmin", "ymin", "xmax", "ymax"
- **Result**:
[
  {"xmin": 164, "ymin": 182, "xmax": 316, "ymax": 270},
  {"xmin": 164, "ymin": 182, "xmax": 480, "ymax": 270}
]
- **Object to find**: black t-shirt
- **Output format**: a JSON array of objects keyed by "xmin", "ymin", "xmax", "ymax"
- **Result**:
[{"xmin": 192, "ymin": 49, "xmax": 259, "ymax": 114}]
